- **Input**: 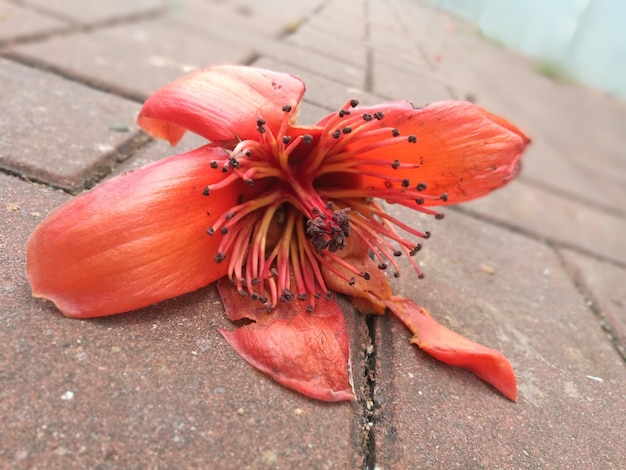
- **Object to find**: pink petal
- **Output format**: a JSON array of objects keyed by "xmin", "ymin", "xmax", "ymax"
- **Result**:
[
  {"xmin": 386, "ymin": 297, "xmax": 517, "ymax": 401},
  {"xmin": 138, "ymin": 65, "xmax": 306, "ymax": 147},
  {"xmin": 217, "ymin": 278, "xmax": 355, "ymax": 401},
  {"xmin": 321, "ymin": 100, "xmax": 530, "ymax": 205},
  {"xmin": 27, "ymin": 145, "xmax": 244, "ymax": 318}
]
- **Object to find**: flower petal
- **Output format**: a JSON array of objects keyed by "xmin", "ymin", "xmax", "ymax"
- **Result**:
[
  {"xmin": 27, "ymin": 145, "xmax": 244, "ymax": 318},
  {"xmin": 217, "ymin": 278, "xmax": 356, "ymax": 402},
  {"xmin": 330, "ymin": 101, "xmax": 530, "ymax": 205},
  {"xmin": 385, "ymin": 297, "xmax": 517, "ymax": 401},
  {"xmin": 138, "ymin": 65, "xmax": 306, "ymax": 147}
]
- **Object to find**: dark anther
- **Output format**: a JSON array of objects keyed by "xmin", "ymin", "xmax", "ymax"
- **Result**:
[
  {"xmin": 401, "ymin": 179, "xmax": 410, "ymax": 188},
  {"xmin": 363, "ymin": 272, "xmax": 371, "ymax": 280},
  {"xmin": 342, "ymin": 127, "xmax": 352, "ymax": 134},
  {"xmin": 259, "ymin": 295, "xmax": 268, "ymax": 304},
  {"xmin": 415, "ymin": 198, "xmax": 425, "ymax": 205},
  {"xmin": 363, "ymin": 113, "xmax": 373, "ymax": 121},
  {"xmin": 350, "ymin": 99, "xmax": 359, "ymax": 108},
  {"xmin": 251, "ymin": 277, "xmax": 260, "ymax": 285},
  {"xmin": 202, "ymin": 186, "xmax": 211, "ymax": 196},
  {"xmin": 306, "ymin": 305, "xmax": 314, "ymax": 312},
  {"xmin": 221, "ymin": 227, "xmax": 228, "ymax": 235},
  {"xmin": 298, "ymin": 293, "xmax": 307, "ymax": 300},
  {"xmin": 408, "ymin": 135, "xmax": 417, "ymax": 143},
  {"xmin": 282, "ymin": 105, "xmax": 292, "ymax": 112},
  {"xmin": 303, "ymin": 134, "xmax": 313, "ymax": 144},
  {"xmin": 348, "ymin": 277, "xmax": 356, "ymax": 286},
  {"xmin": 245, "ymin": 150, "xmax": 252, "ymax": 157},
  {"xmin": 326, "ymin": 201, "xmax": 334, "ymax": 209},
  {"xmin": 392, "ymin": 128, "xmax": 400, "ymax": 137},
  {"xmin": 280, "ymin": 289, "xmax": 295, "ymax": 302},
  {"xmin": 256, "ymin": 118, "xmax": 266, "ymax": 127},
  {"xmin": 373, "ymin": 111, "xmax": 384, "ymax": 120},
  {"xmin": 325, "ymin": 291, "xmax": 334, "ymax": 300},
  {"xmin": 237, "ymin": 290, "xmax": 247, "ymax": 297},
  {"xmin": 312, "ymin": 207, "xmax": 320, "ymax": 215},
  {"xmin": 410, "ymin": 244, "xmax": 422, "ymax": 256},
  {"xmin": 283, "ymin": 135, "xmax": 292, "ymax": 144},
  {"xmin": 246, "ymin": 179, "xmax": 254, "ymax": 186},
  {"xmin": 440, "ymin": 193, "xmax": 449, "ymax": 202},
  {"xmin": 378, "ymin": 263, "xmax": 388, "ymax": 270},
  {"xmin": 210, "ymin": 160, "xmax": 218, "ymax": 169},
  {"xmin": 435, "ymin": 213, "xmax": 445, "ymax": 220},
  {"xmin": 229, "ymin": 158, "xmax": 240, "ymax": 168},
  {"xmin": 416, "ymin": 182, "xmax": 427, "ymax": 191},
  {"xmin": 251, "ymin": 293, "xmax": 260, "ymax": 301},
  {"xmin": 391, "ymin": 160, "xmax": 401, "ymax": 169},
  {"xmin": 393, "ymin": 272, "xmax": 400, "ymax": 278},
  {"xmin": 257, "ymin": 125, "xmax": 266, "ymax": 134},
  {"xmin": 206, "ymin": 228, "xmax": 215, "ymax": 236},
  {"xmin": 314, "ymin": 292, "xmax": 322, "ymax": 299},
  {"xmin": 214, "ymin": 252, "xmax": 226, "ymax": 263},
  {"xmin": 332, "ymin": 130, "xmax": 341, "ymax": 139},
  {"xmin": 338, "ymin": 110, "xmax": 350, "ymax": 118},
  {"xmin": 270, "ymin": 268, "xmax": 279, "ymax": 276},
  {"xmin": 225, "ymin": 212, "xmax": 235, "ymax": 220},
  {"xmin": 393, "ymin": 250, "xmax": 402, "ymax": 257},
  {"xmin": 221, "ymin": 166, "xmax": 229, "ymax": 173},
  {"xmin": 424, "ymin": 231, "xmax": 431, "ymax": 239}
]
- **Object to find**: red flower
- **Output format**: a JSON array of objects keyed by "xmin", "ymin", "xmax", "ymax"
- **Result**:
[{"xmin": 27, "ymin": 66, "xmax": 529, "ymax": 402}]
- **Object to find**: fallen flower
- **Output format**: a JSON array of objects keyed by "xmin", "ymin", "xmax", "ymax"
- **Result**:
[{"xmin": 26, "ymin": 65, "xmax": 529, "ymax": 402}]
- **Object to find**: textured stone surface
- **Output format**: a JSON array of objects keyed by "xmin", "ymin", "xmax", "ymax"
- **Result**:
[
  {"xmin": 0, "ymin": 0, "xmax": 69, "ymax": 43},
  {"xmin": 371, "ymin": 206, "xmax": 626, "ymax": 469},
  {"xmin": 21, "ymin": 0, "xmax": 164, "ymax": 24},
  {"xmin": 0, "ymin": 58, "xmax": 141, "ymax": 191},
  {"xmin": 10, "ymin": 21, "xmax": 254, "ymax": 99}
]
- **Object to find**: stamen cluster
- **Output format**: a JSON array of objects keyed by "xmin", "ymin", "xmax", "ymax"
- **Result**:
[{"xmin": 201, "ymin": 100, "xmax": 444, "ymax": 311}]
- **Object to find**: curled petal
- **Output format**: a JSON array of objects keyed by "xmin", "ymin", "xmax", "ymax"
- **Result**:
[
  {"xmin": 27, "ymin": 145, "xmax": 243, "ymax": 318},
  {"xmin": 386, "ymin": 297, "xmax": 517, "ymax": 401},
  {"xmin": 217, "ymin": 279, "xmax": 355, "ymax": 402},
  {"xmin": 330, "ymin": 101, "xmax": 530, "ymax": 205},
  {"xmin": 138, "ymin": 65, "xmax": 306, "ymax": 147}
]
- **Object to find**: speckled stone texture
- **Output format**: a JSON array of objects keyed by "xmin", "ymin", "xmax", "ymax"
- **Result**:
[{"xmin": 1, "ymin": 0, "xmax": 625, "ymax": 468}]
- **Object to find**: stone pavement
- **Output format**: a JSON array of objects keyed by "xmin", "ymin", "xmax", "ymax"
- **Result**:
[{"xmin": 1, "ymin": 0, "xmax": 625, "ymax": 468}]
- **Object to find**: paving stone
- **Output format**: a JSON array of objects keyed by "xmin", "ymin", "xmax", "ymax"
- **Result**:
[
  {"xmin": 371, "ymin": 50, "xmax": 452, "ymax": 103},
  {"xmin": 462, "ymin": 179, "xmax": 626, "ymax": 266},
  {"xmin": 286, "ymin": 22, "xmax": 368, "ymax": 69},
  {"xmin": 21, "ymin": 0, "xmax": 164, "ymax": 24},
  {"xmin": 9, "ymin": 20, "xmax": 254, "ymax": 100},
  {"xmin": 252, "ymin": 56, "xmax": 383, "ymax": 110},
  {"xmin": 0, "ymin": 172, "xmax": 367, "ymax": 468},
  {"xmin": 0, "ymin": 0, "xmax": 69, "ymax": 43},
  {"xmin": 560, "ymin": 249, "xmax": 626, "ymax": 358},
  {"xmin": 0, "ymin": 58, "xmax": 141, "ymax": 191},
  {"xmin": 370, "ymin": 205, "xmax": 626, "ymax": 468}
]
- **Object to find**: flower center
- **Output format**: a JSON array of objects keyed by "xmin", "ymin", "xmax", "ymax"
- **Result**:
[{"xmin": 202, "ymin": 100, "xmax": 444, "ymax": 311}]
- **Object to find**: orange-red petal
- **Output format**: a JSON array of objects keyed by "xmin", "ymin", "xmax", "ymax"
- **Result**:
[
  {"xmin": 26, "ymin": 145, "xmax": 242, "ymax": 318},
  {"xmin": 137, "ymin": 65, "xmax": 306, "ymax": 147},
  {"xmin": 217, "ymin": 278, "xmax": 355, "ymax": 402},
  {"xmin": 332, "ymin": 101, "xmax": 530, "ymax": 205},
  {"xmin": 386, "ymin": 297, "xmax": 517, "ymax": 401}
]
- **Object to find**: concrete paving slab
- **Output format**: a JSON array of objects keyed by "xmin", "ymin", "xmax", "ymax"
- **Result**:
[
  {"xmin": 370, "ymin": 205, "xmax": 626, "ymax": 469},
  {"xmin": 0, "ymin": 172, "xmax": 367, "ymax": 468},
  {"xmin": 560, "ymin": 249, "xmax": 626, "ymax": 358},
  {"xmin": 9, "ymin": 20, "xmax": 254, "ymax": 100},
  {"xmin": 0, "ymin": 0, "xmax": 69, "ymax": 43},
  {"xmin": 0, "ymin": 58, "xmax": 141, "ymax": 191},
  {"xmin": 21, "ymin": 0, "xmax": 164, "ymax": 25}
]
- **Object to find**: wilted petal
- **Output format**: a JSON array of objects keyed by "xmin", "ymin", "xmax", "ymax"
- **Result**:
[
  {"xmin": 328, "ymin": 101, "xmax": 530, "ymax": 205},
  {"xmin": 386, "ymin": 297, "xmax": 517, "ymax": 401},
  {"xmin": 217, "ymin": 278, "xmax": 355, "ymax": 402},
  {"xmin": 138, "ymin": 65, "xmax": 306, "ymax": 147},
  {"xmin": 27, "ymin": 145, "xmax": 243, "ymax": 318}
]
